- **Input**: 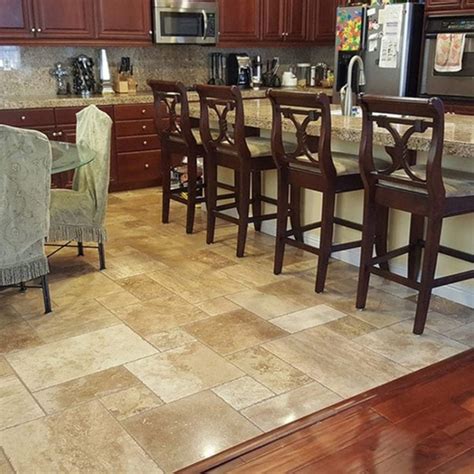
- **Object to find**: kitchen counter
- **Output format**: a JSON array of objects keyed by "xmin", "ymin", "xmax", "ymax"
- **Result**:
[
  {"xmin": 0, "ymin": 87, "xmax": 333, "ymax": 111},
  {"xmin": 188, "ymin": 98, "xmax": 474, "ymax": 159}
]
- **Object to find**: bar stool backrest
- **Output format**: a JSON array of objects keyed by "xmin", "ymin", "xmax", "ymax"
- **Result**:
[
  {"xmin": 195, "ymin": 84, "xmax": 251, "ymax": 160},
  {"xmin": 267, "ymin": 90, "xmax": 337, "ymax": 180},
  {"xmin": 358, "ymin": 94, "xmax": 445, "ymax": 203},
  {"xmin": 148, "ymin": 80, "xmax": 196, "ymax": 148}
]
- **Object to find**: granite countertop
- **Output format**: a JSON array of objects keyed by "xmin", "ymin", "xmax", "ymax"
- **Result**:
[
  {"xmin": 0, "ymin": 87, "xmax": 333, "ymax": 110},
  {"xmin": 187, "ymin": 98, "xmax": 474, "ymax": 159}
]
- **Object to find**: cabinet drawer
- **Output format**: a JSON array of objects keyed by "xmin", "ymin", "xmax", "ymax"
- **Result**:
[
  {"xmin": 0, "ymin": 108, "xmax": 55, "ymax": 127},
  {"xmin": 115, "ymin": 119, "xmax": 156, "ymax": 137},
  {"xmin": 118, "ymin": 150, "xmax": 161, "ymax": 184},
  {"xmin": 114, "ymin": 104, "xmax": 155, "ymax": 121},
  {"xmin": 55, "ymin": 105, "xmax": 114, "ymax": 125},
  {"xmin": 116, "ymin": 134, "xmax": 161, "ymax": 153}
]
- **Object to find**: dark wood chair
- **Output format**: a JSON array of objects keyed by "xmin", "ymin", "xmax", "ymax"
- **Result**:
[
  {"xmin": 148, "ymin": 80, "xmax": 207, "ymax": 234},
  {"xmin": 196, "ymin": 84, "xmax": 279, "ymax": 258},
  {"xmin": 268, "ymin": 90, "xmax": 385, "ymax": 293},
  {"xmin": 356, "ymin": 94, "xmax": 474, "ymax": 335}
]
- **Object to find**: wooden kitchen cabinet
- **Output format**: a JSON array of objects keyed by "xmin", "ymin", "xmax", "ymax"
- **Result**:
[
  {"xmin": 261, "ymin": 0, "xmax": 308, "ymax": 43},
  {"xmin": 310, "ymin": 0, "xmax": 344, "ymax": 43},
  {"xmin": 218, "ymin": 0, "xmax": 262, "ymax": 43},
  {"xmin": 285, "ymin": 0, "xmax": 309, "ymax": 42},
  {"xmin": 262, "ymin": 0, "xmax": 284, "ymax": 41},
  {"xmin": 95, "ymin": 0, "xmax": 152, "ymax": 43},
  {"xmin": 0, "ymin": 0, "xmax": 33, "ymax": 39},
  {"xmin": 462, "ymin": 0, "xmax": 474, "ymax": 9},
  {"xmin": 425, "ymin": 0, "xmax": 463, "ymax": 10}
]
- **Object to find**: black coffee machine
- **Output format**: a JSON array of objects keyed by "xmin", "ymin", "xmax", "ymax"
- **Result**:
[{"xmin": 227, "ymin": 53, "xmax": 251, "ymax": 89}]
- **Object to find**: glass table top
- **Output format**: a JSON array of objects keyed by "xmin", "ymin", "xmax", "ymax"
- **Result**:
[{"xmin": 51, "ymin": 141, "xmax": 95, "ymax": 175}]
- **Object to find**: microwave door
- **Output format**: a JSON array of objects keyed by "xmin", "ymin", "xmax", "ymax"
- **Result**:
[{"xmin": 157, "ymin": 9, "xmax": 205, "ymax": 44}]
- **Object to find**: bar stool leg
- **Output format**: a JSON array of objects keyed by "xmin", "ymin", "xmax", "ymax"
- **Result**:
[
  {"xmin": 252, "ymin": 171, "xmax": 262, "ymax": 232},
  {"xmin": 290, "ymin": 185, "xmax": 304, "ymax": 243},
  {"xmin": 413, "ymin": 216, "xmax": 442, "ymax": 335},
  {"xmin": 315, "ymin": 192, "xmax": 336, "ymax": 293},
  {"xmin": 186, "ymin": 155, "xmax": 197, "ymax": 234},
  {"xmin": 356, "ymin": 199, "xmax": 377, "ymax": 309},
  {"xmin": 408, "ymin": 214, "xmax": 424, "ymax": 282},
  {"xmin": 206, "ymin": 159, "xmax": 218, "ymax": 245},
  {"xmin": 161, "ymin": 144, "xmax": 171, "ymax": 225},
  {"xmin": 375, "ymin": 204, "xmax": 389, "ymax": 271},
  {"xmin": 274, "ymin": 168, "xmax": 289, "ymax": 275},
  {"xmin": 236, "ymin": 167, "xmax": 251, "ymax": 258}
]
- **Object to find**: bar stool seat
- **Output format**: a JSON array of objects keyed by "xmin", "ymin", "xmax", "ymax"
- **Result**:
[
  {"xmin": 292, "ymin": 153, "xmax": 389, "ymax": 176},
  {"xmin": 168, "ymin": 127, "xmax": 220, "ymax": 146},
  {"xmin": 387, "ymin": 166, "xmax": 474, "ymax": 197}
]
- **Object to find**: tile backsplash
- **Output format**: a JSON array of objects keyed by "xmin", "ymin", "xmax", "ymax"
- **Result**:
[{"xmin": 0, "ymin": 45, "xmax": 334, "ymax": 97}]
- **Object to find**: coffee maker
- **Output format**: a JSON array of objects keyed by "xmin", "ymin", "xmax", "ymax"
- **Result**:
[{"xmin": 227, "ymin": 53, "xmax": 251, "ymax": 89}]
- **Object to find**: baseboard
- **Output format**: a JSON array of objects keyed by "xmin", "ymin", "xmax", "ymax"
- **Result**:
[{"xmin": 260, "ymin": 221, "xmax": 474, "ymax": 309}]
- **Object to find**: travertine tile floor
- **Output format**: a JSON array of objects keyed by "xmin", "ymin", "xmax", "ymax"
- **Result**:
[{"xmin": 0, "ymin": 188, "xmax": 472, "ymax": 473}]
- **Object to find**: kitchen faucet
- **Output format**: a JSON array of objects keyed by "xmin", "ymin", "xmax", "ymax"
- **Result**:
[{"xmin": 340, "ymin": 55, "xmax": 366, "ymax": 116}]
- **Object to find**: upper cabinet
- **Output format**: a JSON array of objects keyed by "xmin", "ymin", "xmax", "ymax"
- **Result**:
[
  {"xmin": 0, "ymin": 0, "xmax": 153, "ymax": 44},
  {"xmin": 31, "ymin": 0, "xmax": 94, "ymax": 39},
  {"xmin": 262, "ymin": 0, "xmax": 308, "ymax": 42},
  {"xmin": 218, "ymin": 0, "xmax": 261, "ymax": 43},
  {"xmin": 426, "ymin": 0, "xmax": 474, "ymax": 10},
  {"xmin": 310, "ymin": 0, "xmax": 344, "ymax": 43},
  {"xmin": 96, "ymin": 0, "xmax": 152, "ymax": 42},
  {"xmin": 285, "ymin": 0, "xmax": 309, "ymax": 42},
  {"xmin": 0, "ymin": 0, "xmax": 33, "ymax": 39}
]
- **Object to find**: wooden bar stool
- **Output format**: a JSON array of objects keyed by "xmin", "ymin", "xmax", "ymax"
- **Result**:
[
  {"xmin": 268, "ymin": 90, "xmax": 386, "ymax": 293},
  {"xmin": 196, "ymin": 84, "xmax": 278, "ymax": 258},
  {"xmin": 356, "ymin": 95, "xmax": 474, "ymax": 335},
  {"xmin": 149, "ymin": 80, "xmax": 232, "ymax": 234}
]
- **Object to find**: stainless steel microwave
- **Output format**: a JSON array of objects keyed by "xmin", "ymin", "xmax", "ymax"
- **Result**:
[{"xmin": 153, "ymin": 0, "xmax": 218, "ymax": 45}]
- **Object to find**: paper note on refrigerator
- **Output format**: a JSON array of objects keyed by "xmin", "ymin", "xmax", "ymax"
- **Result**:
[
  {"xmin": 379, "ymin": 37, "xmax": 398, "ymax": 68},
  {"xmin": 378, "ymin": 4, "xmax": 404, "ymax": 69}
]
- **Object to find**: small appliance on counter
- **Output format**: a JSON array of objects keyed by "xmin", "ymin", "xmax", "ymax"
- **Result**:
[
  {"xmin": 227, "ymin": 53, "xmax": 251, "ymax": 88},
  {"xmin": 208, "ymin": 52, "xmax": 226, "ymax": 85},
  {"xmin": 282, "ymin": 66, "xmax": 297, "ymax": 87},
  {"xmin": 71, "ymin": 55, "xmax": 96, "ymax": 97},
  {"xmin": 252, "ymin": 55, "xmax": 263, "ymax": 88}
]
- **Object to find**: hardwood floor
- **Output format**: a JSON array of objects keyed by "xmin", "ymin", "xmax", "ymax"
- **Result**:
[{"xmin": 179, "ymin": 349, "xmax": 474, "ymax": 474}]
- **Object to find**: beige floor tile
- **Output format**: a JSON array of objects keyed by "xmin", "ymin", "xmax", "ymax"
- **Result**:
[
  {"xmin": 270, "ymin": 304, "xmax": 347, "ymax": 333},
  {"xmin": 149, "ymin": 267, "xmax": 248, "ymax": 305},
  {"xmin": 446, "ymin": 322, "xmax": 474, "ymax": 347},
  {"xmin": 0, "ymin": 321, "xmax": 43, "ymax": 354},
  {"xmin": 333, "ymin": 288, "xmax": 416, "ymax": 328},
  {"xmin": 321, "ymin": 315, "xmax": 377, "ymax": 340},
  {"xmin": 227, "ymin": 346, "xmax": 313, "ymax": 394},
  {"xmin": 146, "ymin": 328, "xmax": 197, "ymax": 352},
  {"xmin": 241, "ymin": 382, "xmax": 342, "ymax": 432},
  {"xmin": 408, "ymin": 294, "xmax": 474, "ymax": 321},
  {"xmin": 27, "ymin": 300, "xmax": 121, "ymax": 343},
  {"xmin": 264, "ymin": 326, "xmax": 409, "ymax": 398},
  {"xmin": 0, "ymin": 375, "xmax": 44, "ymax": 430},
  {"xmin": 34, "ymin": 366, "xmax": 140, "ymax": 414},
  {"xmin": 117, "ymin": 274, "xmax": 173, "ymax": 301},
  {"xmin": 1, "ymin": 400, "xmax": 162, "ymax": 473},
  {"xmin": 7, "ymin": 325, "xmax": 157, "ymax": 392},
  {"xmin": 226, "ymin": 289, "xmax": 305, "ymax": 320},
  {"xmin": 113, "ymin": 296, "xmax": 209, "ymax": 336},
  {"xmin": 122, "ymin": 391, "xmax": 261, "ymax": 473},
  {"xmin": 0, "ymin": 447, "xmax": 15, "ymax": 474},
  {"xmin": 212, "ymin": 376, "xmax": 274, "ymax": 410},
  {"xmin": 0, "ymin": 304, "xmax": 21, "ymax": 329},
  {"xmin": 100, "ymin": 384, "xmax": 163, "ymax": 420},
  {"xmin": 355, "ymin": 320, "xmax": 470, "ymax": 371},
  {"xmin": 370, "ymin": 275, "xmax": 419, "ymax": 299},
  {"xmin": 197, "ymin": 297, "xmax": 241, "ymax": 316},
  {"xmin": 424, "ymin": 310, "xmax": 473, "ymax": 334},
  {"xmin": 185, "ymin": 309, "xmax": 288, "ymax": 356},
  {"xmin": 220, "ymin": 261, "xmax": 290, "ymax": 288},
  {"xmin": 96, "ymin": 290, "xmax": 141, "ymax": 311},
  {"xmin": 126, "ymin": 342, "xmax": 243, "ymax": 403},
  {"xmin": 0, "ymin": 356, "xmax": 13, "ymax": 377}
]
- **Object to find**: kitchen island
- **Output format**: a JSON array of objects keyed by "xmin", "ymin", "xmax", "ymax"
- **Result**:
[{"xmin": 188, "ymin": 97, "xmax": 474, "ymax": 307}]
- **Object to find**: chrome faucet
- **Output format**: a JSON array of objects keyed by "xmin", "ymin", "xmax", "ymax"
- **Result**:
[{"xmin": 340, "ymin": 55, "xmax": 366, "ymax": 116}]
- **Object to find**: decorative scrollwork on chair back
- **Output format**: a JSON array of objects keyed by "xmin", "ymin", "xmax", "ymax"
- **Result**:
[{"xmin": 204, "ymin": 98, "xmax": 236, "ymax": 148}]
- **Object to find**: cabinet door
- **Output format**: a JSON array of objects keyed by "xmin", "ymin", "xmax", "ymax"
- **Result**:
[
  {"xmin": 0, "ymin": 0, "xmax": 34, "ymax": 39},
  {"xmin": 262, "ymin": 0, "xmax": 284, "ymax": 41},
  {"xmin": 31, "ymin": 0, "xmax": 94, "ymax": 39},
  {"xmin": 462, "ymin": 0, "xmax": 474, "ymax": 8},
  {"xmin": 285, "ymin": 0, "xmax": 308, "ymax": 42},
  {"xmin": 96, "ymin": 0, "xmax": 152, "ymax": 42},
  {"xmin": 218, "ymin": 0, "xmax": 261, "ymax": 43},
  {"xmin": 425, "ymin": 0, "xmax": 462, "ymax": 10},
  {"xmin": 312, "ymin": 0, "xmax": 339, "ymax": 43}
]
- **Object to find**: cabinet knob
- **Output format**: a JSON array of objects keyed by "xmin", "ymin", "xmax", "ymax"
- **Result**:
[
  {"xmin": 31, "ymin": 28, "xmax": 36, "ymax": 33},
  {"xmin": 141, "ymin": 109, "xmax": 146, "ymax": 114},
  {"xmin": 52, "ymin": 132, "xmax": 57, "ymax": 137},
  {"xmin": 20, "ymin": 115, "xmax": 26, "ymax": 121},
  {"xmin": 142, "ymin": 125, "xmax": 147, "ymax": 130},
  {"xmin": 37, "ymin": 28, "xmax": 42, "ymax": 33},
  {"xmin": 149, "ymin": 30, "xmax": 153, "ymax": 35},
  {"xmin": 144, "ymin": 163, "xmax": 150, "ymax": 169},
  {"xmin": 143, "ymin": 140, "xmax": 148, "ymax": 145},
  {"xmin": 58, "ymin": 131, "xmax": 63, "ymax": 137}
]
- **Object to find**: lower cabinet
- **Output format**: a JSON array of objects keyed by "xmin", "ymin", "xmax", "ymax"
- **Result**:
[{"xmin": 0, "ymin": 102, "xmax": 162, "ymax": 192}]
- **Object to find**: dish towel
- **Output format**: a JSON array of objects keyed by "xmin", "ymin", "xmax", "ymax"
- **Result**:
[{"xmin": 435, "ymin": 33, "xmax": 466, "ymax": 73}]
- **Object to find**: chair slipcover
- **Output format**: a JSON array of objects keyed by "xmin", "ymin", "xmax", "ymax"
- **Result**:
[
  {"xmin": 0, "ymin": 125, "xmax": 52, "ymax": 286},
  {"xmin": 49, "ymin": 105, "xmax": 113, "ymax": 244}
]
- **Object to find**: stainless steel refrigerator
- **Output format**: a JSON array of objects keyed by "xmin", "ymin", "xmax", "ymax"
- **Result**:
[{"xmin": 333, "ymin": 3, "xmax": 424, "ymax": 100}]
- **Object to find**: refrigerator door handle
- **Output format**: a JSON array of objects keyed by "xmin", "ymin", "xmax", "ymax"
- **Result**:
[{"xmin": 360, "ymin": 6, "xmax": 368, "ymax": 52}]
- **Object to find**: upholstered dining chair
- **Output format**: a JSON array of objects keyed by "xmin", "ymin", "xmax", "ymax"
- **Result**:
[
  {"xmin": 0, "ymin": 125, "xmax": 53, "ymax": 313},
  {"xmin": 48, "ymin": 105, "xmax": 113, "ymax": 270}
]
